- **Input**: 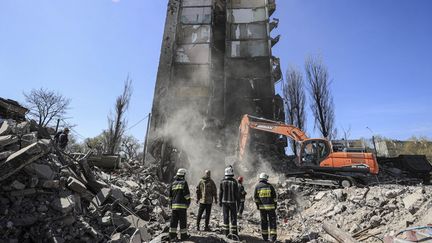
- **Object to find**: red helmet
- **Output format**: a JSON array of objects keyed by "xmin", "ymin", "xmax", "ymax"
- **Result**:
[{"xmin": 237, "ymin": 176, "xmax": 243, "ymax": 183}]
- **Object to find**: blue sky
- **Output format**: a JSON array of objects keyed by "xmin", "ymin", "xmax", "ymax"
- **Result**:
[{"xmin": 1, "ymin": 0, "xmax": 431, "ymax": 142}]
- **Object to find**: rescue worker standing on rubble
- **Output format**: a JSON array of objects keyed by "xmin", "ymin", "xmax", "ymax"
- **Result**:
[
  {"xmin": 219, "ymin": 166, "xmax": 240, "ymax": 238},
  {"xmin": 54, "ymin": 127, "xmax": 70, "ymax": 150},
  {"xmin": 237, "ymin": 176, "xmax": 246, "ymax": 218},
  {"xmin": 169, "ymin": 168, "xmax": 191, "ymax": 241},
  {"xmin": 196, "ymin": 170, "xmax": 217, "ymax": 231},
  {"xmin": 254, "ymin": 173, "xmax": 278, "ymax": 242}
]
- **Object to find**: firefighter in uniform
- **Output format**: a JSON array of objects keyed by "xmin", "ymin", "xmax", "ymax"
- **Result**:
[
  {"xmin": 237, "ymin": 176, "xmax": 246, "ymax": 218},
  {"xmin": 169, "ymin": 168, "xmax": 191, "ymax": 241},
  {"xmin": 219, "ymin": 166, "xmax": 240, "ymax": 238},
  {"xmin": 254, "ymin": 173, "xmax": 277, "ymax": 242}
]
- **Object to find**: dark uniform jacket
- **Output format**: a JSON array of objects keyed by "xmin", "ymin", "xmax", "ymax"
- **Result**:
[
  {"xmin": 196, "ymin": 176, "xmax": 217, "ymax": 204},
  {"xmin": 254, "ymin": 180, "xmax": 277, "ymax": 210},
  {"xmin": 239, "ymin": 184, "xmax": 247, "ymax": 202},
  {"xmin": 169, "ymin": 176, "xmax": 191, "ymax": 210},
  {"xmin": 219, "ymin": 176, "xmax": 239, "ymax": 204}
]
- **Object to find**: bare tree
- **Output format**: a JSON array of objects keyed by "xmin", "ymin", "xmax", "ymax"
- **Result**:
[
  {"xmin": 121, "ymin": 135, "xmax": 142, "ymax": 160},
  {"xmin": 305, "ymin": 55, "xmax": 336, "ymax": 139},
  {"xmin": 283, "ymin": 66, "xmax": 306, "ymax": 155},
  {"xmin": 23, "ymin": 88, "xmax": 71, "ymax": 127},
  {"xmin": 106, "ymin": 76, "xmax": 133, "ymax": 155}
]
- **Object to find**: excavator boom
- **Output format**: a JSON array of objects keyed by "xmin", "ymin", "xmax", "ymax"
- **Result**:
[{"xmin": 239, "ymin": 114, "xmax": 308, "ymax": 160}]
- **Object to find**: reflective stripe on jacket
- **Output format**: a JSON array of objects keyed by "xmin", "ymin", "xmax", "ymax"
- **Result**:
[
  {"xmin": 169, "ymin": 176, "xmax": 191, "ymax": 210},
  {"xmin": 219, "ymin": 176, "xmax": 239, "ymax": 204},
  {"xmin": 254, "ymin": 180, "xmax": 277, "ymax": 210}
]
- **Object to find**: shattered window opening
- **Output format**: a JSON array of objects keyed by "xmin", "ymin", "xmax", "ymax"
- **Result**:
[
  {"xmin": 228, "ymin": 40, "xmax": 270, "ymax": 58},
  {"xmin": 182, "ymin": 0, "xmax": 213, "ymax": 7},
  {"xmin": 228, "ymin": 0, "xmax": 267, "ymax": 9},
  {"xmin": 230, "ymin": 23, "xmax": 268, "ymax": 40},
  {"xmin": 178, "ymin": 25, "xmax": 212, "ymax": 44},
  {"xmin": 175, "ymin": 44, "xmax": 211, "ymax": 64},
  {"xmin": 227, "ymin": 8, "xmax": 268, "ymax": 23},
  {"xmin": 180, "ymin": 7, "xmax": 212, "ymax": 24}
]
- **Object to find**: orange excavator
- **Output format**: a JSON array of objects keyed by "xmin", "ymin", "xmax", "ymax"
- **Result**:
[{"xmin": 238, "ymin": 114, "xmax": 379, "ymax": 187}]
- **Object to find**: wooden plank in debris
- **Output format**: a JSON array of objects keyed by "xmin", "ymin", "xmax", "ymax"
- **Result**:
[{"xmin": 323, "ymin": 222, "xmax": 360, "ymax": 243}]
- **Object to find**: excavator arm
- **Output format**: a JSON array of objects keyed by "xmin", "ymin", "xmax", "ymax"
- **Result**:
[{"xmin": 238, "ymin": 114, "xmax": 308, "ymax": 160}]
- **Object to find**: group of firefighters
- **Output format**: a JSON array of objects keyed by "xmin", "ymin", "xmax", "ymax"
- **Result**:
[{"xmin": 168, "ymin": 166, "xmax": 278, "ymax": 242}]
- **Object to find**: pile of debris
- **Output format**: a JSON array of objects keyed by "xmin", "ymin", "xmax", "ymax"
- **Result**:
[
  {"xmin": 274, "ymin": 183, "xmax": 432, "ymax": 242},
  {"xmin": 0, "ymin": 119, "xmax": 171, "ymax": 242}
]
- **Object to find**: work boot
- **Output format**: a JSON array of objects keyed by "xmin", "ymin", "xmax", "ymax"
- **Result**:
[{"xmin": 204, "ymin": 226, "xmax": 211, "ymax": 232}]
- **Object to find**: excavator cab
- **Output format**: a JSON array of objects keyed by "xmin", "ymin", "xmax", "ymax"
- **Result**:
[{"xmin": 298, "ymin": 139, "xmax": 331, "ymax": 167}]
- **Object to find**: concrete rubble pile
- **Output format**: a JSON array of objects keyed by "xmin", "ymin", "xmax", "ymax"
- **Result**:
[
  {"xmin": 0, "ymin": 119, "xmax": 171, "ymax": 243},
  {"xmin": 274, "ymin": 183, "xmax": 432, "ymax": 242}
]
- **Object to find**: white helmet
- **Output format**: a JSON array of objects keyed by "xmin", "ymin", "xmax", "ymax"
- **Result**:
[
  {"xmin": 177, "ymin": 168, "xmax": 187, "ymax": 176},
  {"xmin": 259, "ymin": 173, "xmax": 269, "ymax": 181},
  {"xmin": 224, "ymin": 166, "xmax": 234, "ymax": 176}
]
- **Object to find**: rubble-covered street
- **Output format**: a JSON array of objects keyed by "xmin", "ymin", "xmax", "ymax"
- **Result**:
[
  {"xmin": 0, "ymin": 119, "xmax": 171, "ymax": 242},
  {"xmin": 1, "ymin": 117, "xmax": 432, "ymax": 243}
]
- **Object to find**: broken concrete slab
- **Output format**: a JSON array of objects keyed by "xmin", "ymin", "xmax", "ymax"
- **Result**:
[
  {"xmin": 0, "ymin": 121, "xmax": 11, "ymax": 136},
  {"xmin": 403, "ymin": 190, "xmax": 424, "ymax": 214},
  {"xmin": 10, "ymin": 180, "xmax": 26, "ymax": 190},
  {"xmin": 24, "ymin": 163, "xmax": 55, "ymax": 180},
  {"xmin": 0, "ymin": 141, "xmax": 49, "ymax": 181},
  {"xmin": 67, "ymin": 177, "xmax": 88, "ymax": 194},
  {"xmin": 0, "ymin": 135, "xmax": 18, "ymax": 148},
  {"xmin": 92, "ymin": 187, "xmax": 111, "ymax": 207},
  {"xmin": 0, "ymin": 151, "xmax": 13, "ymax": 161},
  {"xmin": 51, "ymin": 195, "xmax": 75, "ymax": 214},
  {"xmin": 125, "ymin": 180, "xmax": 140, "ymax": 189},
  {"xmin": 21, "ymin": 132, "xmax": 38, "ymax": 147},
  {"xmin": 124, "ymin": 214, "xmax": 147, "ymax": 229}
]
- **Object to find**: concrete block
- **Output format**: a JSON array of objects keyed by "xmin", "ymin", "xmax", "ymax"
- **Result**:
[
  {"xmin": 0, "ymin": 141, "xmax": 49, "ymax": 181},
  {"xmin": 314, "ymin": 191, "xmax": 327, "ymax": 201},
  {"xmin": 125, "ymin": 180, "xmax": 140, "ymax": 189},
  {"xmin": 67, "ymin": 177, "xmax": 88, "ymax": 193},
  {"xmin": 124, "ymin": 214, "xmax": 146, "ymax": 229},
  {"xmin": 0, "ymin": 151, "xmax": 13, "ymax": 161},
  {"xmin": 92, "ymin": 187, "xmax": 112, "ymax": 206},
  {"xmin": 51, "ymin": 195, "xmax": 75, "ymax": 214},
  {"xmin": 21, "ymin": 132, "xmax": 38, "ymax": 147},
  {"xmin": 403, "ymin": 191, "xmax": 424, "ymax": 214},
  {"xmin": 0, "ymin": 121, "xmax": 11, "ymax": 136},
  {"xmin": 24, "ymin": 163, "xmax": 55, "ymax": 180},
  {"xmin": 0, "ymin": 135, "xmax": 18, "ymax": 148},
  {"xmin": 10, "ymin": 180, "xmax": 26, "ymax": 190}
]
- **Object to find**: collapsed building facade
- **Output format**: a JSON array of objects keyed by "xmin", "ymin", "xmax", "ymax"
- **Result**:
[{"xmin": 147, "ymin": 0, "xmax": 284, "ymax": 179}]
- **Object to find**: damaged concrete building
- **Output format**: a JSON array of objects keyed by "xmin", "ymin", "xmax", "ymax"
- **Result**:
[{"xmin": 147, "ymin": 0, "xmax": 284, "ymax": 178}]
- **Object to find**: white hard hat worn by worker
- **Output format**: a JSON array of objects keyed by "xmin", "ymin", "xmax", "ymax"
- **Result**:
[
  {"xmin": 177, "ymin": 168, "xmax": 187, "ymax": 176},
  {"xmin": 224, "ymin": 166, "xmax": 234, "ymax": 176},
  {"xmin": 259, "ymin": 172, "xmax": 269, "ymax": 181}
]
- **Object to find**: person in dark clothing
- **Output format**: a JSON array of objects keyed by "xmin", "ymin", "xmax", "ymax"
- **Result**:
[
  {"xmin": 55, "ymin": 128, "xmax": 70, "ymax": 150},
  {"xmin": 219, "ymin": 166, "xmax": 240, "ymax": 237},
  {"xmin": 169, "ymin": 168, "xmax": 191, "ymax": 241},
  {"xmin": 237, "ymin": 176, "xmax": 247, "ymax": 218},
  {"xmin": 196, "ymin": 170, "xmax": 217, "ymax": 231},
  {"xmin": 254, "ymin": 173, "xmax": 277, "ymax": 242}
]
